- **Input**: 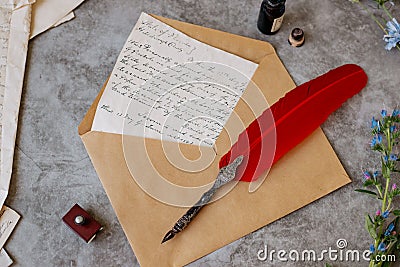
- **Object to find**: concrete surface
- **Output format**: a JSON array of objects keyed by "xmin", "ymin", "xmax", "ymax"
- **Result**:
[{"xmin": 4, "ymin": 0, "xmax": 400, "ymax": 266}]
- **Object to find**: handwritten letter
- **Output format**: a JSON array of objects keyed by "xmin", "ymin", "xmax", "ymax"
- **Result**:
[
  {"xmin": 92, "ymin": 13, "xmax": 258, "ymax": 146},
  {"xmin": 0, "ymin": 5, "xmax": 12, "ymax": 153},
  {"xmin": 0, "ymin": 206, "xmax": 20, "ymax": 250},
  {"xmin": 0, "ymin": 0, "xmax": 34, "ymax": 208},
  {"xmin": 0, "ymin": 249, "xmax": 12, "ymax": 267}
]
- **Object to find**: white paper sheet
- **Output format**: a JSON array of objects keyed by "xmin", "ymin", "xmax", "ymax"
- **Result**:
[
  {"xmin": 0, "ymin": 249, "xmax": 12, "ymax": 267},
  {"xmin": 0, "ymin": 0, "xmax": 32, "ymax": 9},
  {"xmin": 30, "ymin": 0, "xmax": 84, "ymax": 38},
  {"xmin": 0, "ymin": 7, "xmax": 11, "ymax": 112},
  {"xmin": 52, "ymin": 12, "xmax": 74, "ymax": 28},
  {"xmin": 0, "ymin": 0, "xmax": 33, "ymax": 207},
  {"xmin": 0, "ymin": 206, "xmax": 19, "ymax": 250},
  {"xmin": 92, "ymin": 12, "xmax": 258, "ymax": 147}
]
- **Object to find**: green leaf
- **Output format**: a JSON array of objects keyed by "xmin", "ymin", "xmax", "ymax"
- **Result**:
[
  {"xmin": 385, "ymin": 235, "xmax": 397, "ymax": 242},
  {"xmin": 355, "ymin": 189, "xmax": 378, "ymax": 196},
  {"xmin": 377, "ymin": 183, "xmax": 384, "ymax": 193},
  {"xmin": 393, "ymin": 210, "xmax": 400, "ymax": 216},
  {"xmin": 363, "ymin": 179, "xmax": 375, "ymax": 187},
  {"xmin": 392, "ymin": 189, "xmax": 400, "ymax": 197},
  {"xmin": 365, "ymin": 214, "xmax": 377, "ymax": 239},
  {"xmin": 372, "ymin": 144, "xmax": 384, "ymax": 152}
]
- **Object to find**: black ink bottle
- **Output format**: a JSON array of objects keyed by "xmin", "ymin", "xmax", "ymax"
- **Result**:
[{"xmin": 257, "ymin": 0, "xmax": 286, "ymax": 35}]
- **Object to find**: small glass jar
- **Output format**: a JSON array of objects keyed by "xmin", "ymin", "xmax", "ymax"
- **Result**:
[{"xmin": 257, "ymin": 0, "xmax": 286, "ymax": 35}]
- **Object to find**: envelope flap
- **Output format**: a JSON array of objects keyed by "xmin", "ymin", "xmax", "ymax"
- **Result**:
[{"xmin": 78, "ymin": 78, "xmax": 108, "ymax": 136}]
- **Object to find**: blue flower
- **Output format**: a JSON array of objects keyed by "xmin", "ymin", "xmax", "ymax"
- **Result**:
[
  {"xmin": 383, "ymin": 210, "xmax": 390, "ymax": 218},
  {"xmin": 383, "ymin": 18, "xmax": 400, "ymax": 51},
  {"xmin": 384, "ymin": 156, "xmax": 389, "ymax": 162},
  {"xmin": 371, "ymin": 117, "xmax": 378, "ymax": 128},
  {"xmin": 373, "ymin": 171, "xmax": 379, "ymax": 178},
  {"xmin": 378, "ymin": 242, "xmax": 386, "ymax": 251},
  {"xmin": 370, "ymin": 244, "xmax": 375, "ymax": 252},
  {"xmin": 371, "ymin": 137, "xmax": 377, "ymax": 147},
  {"xmin": 384, "ymin": 222, "xmax": 394, "ymax": 236},
  {"xmin": 370, "ymin": 135, "xmax": 382, "ymax": 147},
  {"xmin": 381, "ymin": 110, "xmax": 388, "ymax": 117},
  {"xmin": 392, "ymin": 109, "xmax": 400, "ymax": 116},
  {"xmin": 390, "ymin": 125, "xmax": 396, "ymax": 132},
  {"xmin": 390, "ymin": 154, "xmax": 398, "ymax": 161}
]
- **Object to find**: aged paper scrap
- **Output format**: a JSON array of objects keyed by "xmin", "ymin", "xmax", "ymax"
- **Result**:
[
  {"xmin": 0, "ymin": 249, "xmax": 12, "ymax": 267},
  {"xmin": 30, "ymin": 0, "xmax": 84, "ymax": 38},
  {"xmin": 92, "ymin": 12, "xmax": 258, "ymax": 147},
  {"xmin": 0, "ymin": 0, "xmax": 33, "ymax": 207},
  {"xmin": 52, "ymin": 12, "xmax": 74, "ymax": 28},
  {"xmin": 0, "ymin": 206, "xmax": 20, "ymax": 250}
]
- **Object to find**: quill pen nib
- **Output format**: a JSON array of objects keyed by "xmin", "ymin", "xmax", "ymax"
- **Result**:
[
  {"xmin": 161, "ymin": 156, "xmax": 244, "ymax": 244},
  {"xmin": 161, "ymin": 230, "xmax": 175, "ymax": 244}
]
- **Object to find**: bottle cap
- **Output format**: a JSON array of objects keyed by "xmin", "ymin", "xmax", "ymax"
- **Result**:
[
  {"xmin": 288, "ymin": 28, "xmax": 305, "ymax": 47},
  {"xmin": 267, "ymin": 0, "xmax": 286, "ymax": 7}
]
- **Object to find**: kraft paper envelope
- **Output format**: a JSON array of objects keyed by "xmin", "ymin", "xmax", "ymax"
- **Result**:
[{"xmin": 78, "ymin": 15, "xmax": 351, "ymax": 267}]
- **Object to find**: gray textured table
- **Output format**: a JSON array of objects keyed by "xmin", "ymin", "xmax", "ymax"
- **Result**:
[{"xmin": 5, "ymin": 0, "xmax": 400, "ymax": 266}]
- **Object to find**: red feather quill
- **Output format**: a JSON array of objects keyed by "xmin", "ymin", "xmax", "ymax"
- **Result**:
[{"xmin": 219, "ymin": 64, "xmax": 368, "ymax": 183}]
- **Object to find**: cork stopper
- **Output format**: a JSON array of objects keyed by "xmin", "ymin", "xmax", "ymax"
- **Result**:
[
  {"xmin": 288, "ymin": 28, "xmax": 305, "ymax": 47},
  {"xmin": 267, "ymin": 0, "xmax": 286, "ymax": 7}
]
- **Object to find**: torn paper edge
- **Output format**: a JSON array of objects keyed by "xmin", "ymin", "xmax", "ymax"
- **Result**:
[
  {"xmin": 0, "ymin": 3, "xmax": 32, "ymax": 208},
  {"xmin": 0, "ymin": 248, "xmax": 13, "ymax": 267},
  {"xmin": 52, "ymin": 11, "xmax": 74, "ymax": 28},
  {"xmin": 30, "ymin": 0, "xmax": 84, "ymax": 38}
]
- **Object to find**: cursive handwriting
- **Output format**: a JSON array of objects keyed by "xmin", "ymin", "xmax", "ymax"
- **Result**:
[{"xmin": 93, "ymin": 13, "xmax": 258, "ymax": 146}]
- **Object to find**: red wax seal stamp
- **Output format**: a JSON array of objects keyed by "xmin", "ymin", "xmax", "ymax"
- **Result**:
[{"xmin": 62, "ymin": 204, "xmax": 103, "ymax": 243}]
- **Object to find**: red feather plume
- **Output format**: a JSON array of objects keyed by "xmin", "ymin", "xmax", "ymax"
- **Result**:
[{"xmin": 219, "ymin": 64, "xmax": 368, "ymax": 182}]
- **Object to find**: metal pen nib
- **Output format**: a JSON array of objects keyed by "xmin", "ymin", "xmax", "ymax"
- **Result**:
[{"xmin": 161, "ymin": 155, "xmax": 244, "ymax": 244}]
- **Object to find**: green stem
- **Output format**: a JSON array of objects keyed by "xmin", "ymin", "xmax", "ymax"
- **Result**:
[
  {"xmin": 381, "ymin": 128, "xmax": 392, "ymax": 213},
  {"xmin": 382, "ymin": 5, "xmax": 400, "ymax": 52},
  {"xmin": 381, "ymin": 175, "xmax": 390, "ymax": 212},
  {"xmin": 375, "ymin": 184, "xmax": 383, "ymax": 199},
  {"xmin": 357, "ymin": 2, "xmax": 400, "ymax": 52},
  {"xmin": 358, "ymin": 1, "xmax": 387, "ymax": 32},
  {"xmin": 381, "ymin": 3, "xmax": 393, "ymax": 20},
  {"xmin": 369, "ymin": 260, "xmax": 375, "ymax": 267},
  {"xmin": 375, "ymin": 128, "xmax": 393, "ymax": 260},
  {"xmin": 387, "ymin": 197, "xmax": 392, "ymax": 210}
]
